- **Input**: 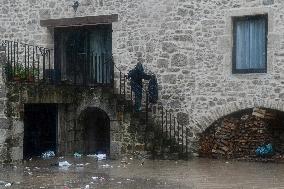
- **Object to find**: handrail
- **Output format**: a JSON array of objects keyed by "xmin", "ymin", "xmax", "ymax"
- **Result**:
[
  {"xmin": 1, "ymin": 40, "xmax": 54, "ymax": 51},
  {"xmin": 111, "ymin": 57, "xmax": 190, "ymax": 157}
]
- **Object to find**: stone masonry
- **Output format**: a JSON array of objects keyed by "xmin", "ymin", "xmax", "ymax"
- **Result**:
[{"xmin": 0, "ymin": 0, "xmax": 283, "ymax": 157}]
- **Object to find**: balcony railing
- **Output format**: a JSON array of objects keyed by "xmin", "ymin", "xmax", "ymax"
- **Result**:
[{"xmin": 2, "ymin": 40, "xmax": 114, "ymax": 87}]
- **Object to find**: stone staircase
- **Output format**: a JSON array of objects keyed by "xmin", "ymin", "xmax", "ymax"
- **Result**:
[{"xmin": 112, "ymin": 65, "xmax": 191, "ymax": 160}]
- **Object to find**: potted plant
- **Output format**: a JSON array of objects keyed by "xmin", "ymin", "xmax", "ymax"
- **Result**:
[{"xmin": 5, "ymin": 63, "xmax": 39, "ymax": 83}]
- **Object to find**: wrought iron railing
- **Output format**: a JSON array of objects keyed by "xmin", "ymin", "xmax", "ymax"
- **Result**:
[
  {"xmin": 2, "ymin": 40, "xmax": 113, "ymax": 87},
  {"xmin": 3, "ymin": 40, "xmax": 53, "ymax": 83},
  {"xmin": 113, "ymin": 60, "xmax": 191, "ymax": 158}
]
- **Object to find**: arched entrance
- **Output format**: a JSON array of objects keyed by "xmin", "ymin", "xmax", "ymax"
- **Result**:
[
  {"xmin": 80, "ymin": 107, "xmax": 110, "ymax": 155},
  {"xmin": 199, "ymin": 108, "xmax": 284, "ymax": 161}
]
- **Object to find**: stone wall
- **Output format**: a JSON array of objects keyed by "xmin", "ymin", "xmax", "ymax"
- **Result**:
[
  {"xmin": 4, "ymin": 83, "xmax": 130, "ymax": 161},
  {"xmin": 0, "ymin": 48, "xmax": 11, "ymax": 162},
  {"xmin": 1, "ymin": 74, "xmax": 149, "ymax": 161},
  {"xmin": 0, "ymin": 0, "xmax": 284, "ymax": 154}
]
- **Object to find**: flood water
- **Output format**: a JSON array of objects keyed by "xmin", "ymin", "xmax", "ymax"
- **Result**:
[{"xmin": 0, "ymin": 157, "xmax": 284, "ymax": 188}]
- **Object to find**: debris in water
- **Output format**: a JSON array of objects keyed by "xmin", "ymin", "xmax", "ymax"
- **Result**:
[
  {"xmin": 87, "ymin": 154, "xmax": 96, "ymax": 158},
  {"xmin": 92, "ymin": 177, "xmax": 98, "ymax": 180},
  {"xmin": 0, "ymin": 181, "xmax": 9, "ymax": 186},
  {"xmin": 41, "ymin": 151, "xmax": 55, "ymax": 159},
  {"xmin": 92, "ymin": 176, "xmax": 105, "ymax": 182},
  {"xmin": 59, "ymin": 161, "xmax": 71, "ymax": 167},
  {"xmin": 97, "ymin": 154, "xmax": 106, "ymax": 160},
  {"xmin": 121, "ymin": 157, "xmax": 127, "ymax": 164},
  {"xmin": 74, "ymin": 152, "xmax": 82, "ymax": 158},
  {"xmin": 256, "ymin": 144, "xmax": 274, "ymax": 157},
  {"xmin": 87, "ymin": 154, "xmax": 106, "ymax": 160},
  {"xmin": 101, "ymin": 164, "xmax": 112, "ymax": 168},
  {"xmin": 100, "ymin": 177, "xmax": 105, "ymax": 181},
  {"xmin": 4, "ymin": 183, "xmax": 11, "ymax": 187}
]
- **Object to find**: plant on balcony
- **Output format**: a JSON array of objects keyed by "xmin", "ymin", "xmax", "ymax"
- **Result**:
[{"xmin": 5, "ymin": 63, "xmax": 39, "ymax": 82}]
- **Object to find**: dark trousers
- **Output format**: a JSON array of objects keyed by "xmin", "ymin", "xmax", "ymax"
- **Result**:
[
  {"xmin": 132, "ymin": 84, "xmax": 143, "ymax": 112},
  {"xmin": 134, "ymin": 93, "xmax": 142, "ymax": 111}
]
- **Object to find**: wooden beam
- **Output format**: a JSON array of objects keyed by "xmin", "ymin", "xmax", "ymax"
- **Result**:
[{"xmin": 40, "ymin": 14, "xmax": 118, "ymax": 28}]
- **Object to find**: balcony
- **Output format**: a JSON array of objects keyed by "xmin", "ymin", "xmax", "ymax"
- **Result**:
[{"xmin": 2, "ymin": 40, "xmax": 114, "ymax": 87}]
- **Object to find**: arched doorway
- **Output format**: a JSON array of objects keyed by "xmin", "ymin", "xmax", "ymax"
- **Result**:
[
  {"xmin": 199, "ymin": 108, "xmax": 284, "ymax": 161},
  {"xmin": 81, "ymin": 107, "xmax": 110, "ymax": 155}
]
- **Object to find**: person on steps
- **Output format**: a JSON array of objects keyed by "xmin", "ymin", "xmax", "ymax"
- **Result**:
[{"xmin": 127, "ymin": 63, "xmax": 151, "ymax": 112}]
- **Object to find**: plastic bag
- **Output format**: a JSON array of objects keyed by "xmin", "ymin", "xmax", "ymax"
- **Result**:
[
  {"xmin": 41, "ymin": 151, "xmax": 55, "ymax": 159},
  {"xmin": 74, "ymin": 152, "xmax": 82, "ymax": 158},
  {"xmin": 59, "ymin": 161, "xmax": 71, "ymax": 167},
  {"xmin": 256, "ymin": 144, "xmax": 274, "ymax": 157}
]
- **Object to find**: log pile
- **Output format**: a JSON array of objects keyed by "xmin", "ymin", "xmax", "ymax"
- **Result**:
[
  {"xmin": 252, "ymin": 108, "xmax": 276, "ymax": 120},
  {"xmin": 199, "ymin": 108, "xmax": 284, "ymax": 161}
]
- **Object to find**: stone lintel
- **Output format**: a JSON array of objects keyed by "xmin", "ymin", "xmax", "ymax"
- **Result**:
[{"xmin": 40, "ymin": 14, "xmax": 118, "ymax": 28}]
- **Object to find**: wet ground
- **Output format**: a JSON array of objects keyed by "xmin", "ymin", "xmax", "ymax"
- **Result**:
[{"xmin": 0, "ymin": 157, "xmax": 284, "ymax": 189}]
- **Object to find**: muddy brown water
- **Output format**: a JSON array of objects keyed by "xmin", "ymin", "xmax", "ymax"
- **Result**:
[{"xmin": 0, "ymin": 157, "xmax": 284, "ymax": 188}]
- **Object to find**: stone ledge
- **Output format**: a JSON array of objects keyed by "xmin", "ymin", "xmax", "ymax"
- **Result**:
[{"xmin": 40, "ymin": 14, "xmax": 118, "ymax": 28}]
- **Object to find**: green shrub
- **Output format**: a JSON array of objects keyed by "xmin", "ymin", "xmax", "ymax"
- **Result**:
[{"xmin": 5, "ymin": 63, "xmax": 39, "ymax": 81}]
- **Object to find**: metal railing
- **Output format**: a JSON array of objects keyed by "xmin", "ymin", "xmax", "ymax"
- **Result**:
[
  {"xmin": 113, "ymin": 60, "xmax": 191, "ymax": 158},
  {"xmin": 3, "ymin": 40, "xmax": 53, "ymax": 83},
  {"xmin": 2, "ymin": 40, "xmax": 114, "ymax": 87}
]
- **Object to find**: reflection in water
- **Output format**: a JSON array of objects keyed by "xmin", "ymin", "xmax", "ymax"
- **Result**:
[{"xmin": 0, "ymin": 157, "xmax": 284, "ymax": 188}]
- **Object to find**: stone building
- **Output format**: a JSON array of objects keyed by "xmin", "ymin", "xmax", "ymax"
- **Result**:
[{"xmin": 0, "ymin": 0, "xmax": 283, "ymax": 162}]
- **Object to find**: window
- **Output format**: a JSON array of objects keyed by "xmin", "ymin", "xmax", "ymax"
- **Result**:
[{"xmin": 232, "ymin": 15, "xmax": 268, "ymax": 74}]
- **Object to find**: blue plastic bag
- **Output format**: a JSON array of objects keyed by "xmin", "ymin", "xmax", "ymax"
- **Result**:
[{"xmin": 256, "ymin": 144, "xmax": 273, "ymax": 157}]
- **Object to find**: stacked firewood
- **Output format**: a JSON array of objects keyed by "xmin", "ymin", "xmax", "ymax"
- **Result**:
[{"xmin": 199, "ymin": 108, "xmax": 279, "ymax": 159}]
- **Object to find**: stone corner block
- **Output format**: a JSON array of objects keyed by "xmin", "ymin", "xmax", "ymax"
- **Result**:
[
  {"xmin": 110, "ymin": 142, "xmax": 121, "ymax": 160},
  {"xmin": 11, "ymin": 146, "xmax": 23, "ymax": 161}
]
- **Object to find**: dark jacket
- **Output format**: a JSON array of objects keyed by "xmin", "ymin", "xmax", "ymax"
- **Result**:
[
  {"xmin": 148, "ymin": 75, "xmax": 158, "ymax": 104},
  {"xmin": 128, "ymin": 63, "xmax": 151, "ymax": 86}
]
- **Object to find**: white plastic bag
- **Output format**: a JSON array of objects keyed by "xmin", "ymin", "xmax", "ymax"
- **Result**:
[{"xmin": 59, "ymin": 161, "xmax": 71, "ymax": 167}]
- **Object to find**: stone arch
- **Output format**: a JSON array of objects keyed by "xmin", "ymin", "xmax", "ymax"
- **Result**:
[
  {"xmin": 198, "ymin": 105, "xmax": 284, "ymax": 159},
  {"xmin": 76, "ymin": 96, "xmax": 121, "ymax": 159},
  {"xmin": 194, "ymin": 98, "xmax": 284, "ymax": 133},
  {"xmin": 78, "ymin": 107, "xmax": 111, "ymax": 155},
  {"xmin": 76, "ymin": 95, "xmax": 117, "ymax": 122}
]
